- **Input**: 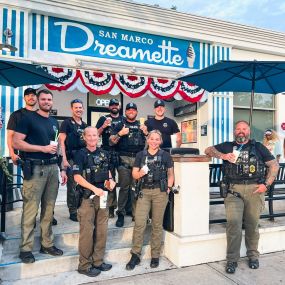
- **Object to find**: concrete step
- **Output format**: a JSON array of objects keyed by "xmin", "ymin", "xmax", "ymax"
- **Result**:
[
  {"xmin": 2, "ymin": 256, "xmax": 176, "ymax": 285},
  {"xmin": 1, "ymin": 244, "xmax": 165, "ymax": 282}
]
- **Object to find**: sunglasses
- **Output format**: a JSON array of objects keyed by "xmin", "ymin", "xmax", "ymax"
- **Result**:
[{"xmin": 71, "ymin": 99, "xmax": 83, "ymax": 104}]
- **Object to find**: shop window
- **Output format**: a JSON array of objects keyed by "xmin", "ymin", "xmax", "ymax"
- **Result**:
[{"xmin": 233, "ymin": 92, "xmax": 275, "ymax": 141}]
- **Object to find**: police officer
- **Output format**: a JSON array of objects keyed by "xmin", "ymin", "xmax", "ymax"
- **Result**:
[
  {"xmin": 126, "ymin": 130, "xmax": 174, "ymax": 270},
  {"xmin": 110, "ymin": 102, "xmax": 148, "ymax": 227},
  {"xmin": 205, "ymin": 120, "xmax": 279, "ymax": 274},
  {"xmin": 145, "ymin": 100, "xmax": 181, "ymax": 148},
  {"xmin": 7, "ymin": 88, "xmax": 37, "ymax": 164},
  {"xmin": 73, "ymin": 127, "xmax": 115, "ymax": 277},
  {"xmin": 13, "ymin": 89, "xmax": 67, "ymax": 264},
  {"xmin": 96, "ymin": 98, "xmax": 124, "ymax": 218},
  {"xmin": 59, "ymin": 99, "xmax": 87, "ymax": 222}
]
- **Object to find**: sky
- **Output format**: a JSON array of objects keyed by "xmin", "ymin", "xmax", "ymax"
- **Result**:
[{"xmin": 135, "ymin": 0, "xmax": 285, "ymax": 33}]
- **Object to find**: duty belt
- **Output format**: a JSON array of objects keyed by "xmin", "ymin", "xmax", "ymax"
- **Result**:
[
  {"xmin": 142, "ymin": 182, "xmax": 160, "ymax": 189},
  {"xmin": 229, "ymin": 179, "xmax": 260, "ymax": 185},
  {"xmin": 29, "ymin": 158, "xmax": 58, "ymax": 165},
  {"xmin": 119, "ymin": 151, "xmax": 137, "ymax": 157}
]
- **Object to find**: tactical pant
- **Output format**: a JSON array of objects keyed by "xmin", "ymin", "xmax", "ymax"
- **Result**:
[
  {"xmin": 131, "ymin": 187, "xmax": 168, "ymax": 258},
  {"xmin": 117, "ymin": 155, "xmax": 135, "ymax": 216},
  {"xmin": 224, "ymin": 183, "xmax": 265, "ymax": 262},
  {"xmin": 20, "ymin": 164, "xmax": 58, "ymax": 252},
  {"xmin": 107, "ymin": 168, "xmax": 117, "ymax": 209},
  {"xmin": 77, "ymin": 196, "xmax": 109, "ymax": 270},
  {"xmin": 66, "ymin": 159, "xmax": 77, "ymax": 215}
]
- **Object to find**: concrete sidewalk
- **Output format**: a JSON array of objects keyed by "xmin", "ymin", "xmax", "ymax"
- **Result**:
[{"xmin": 93, "ymin": 251, "xmax": 285, "ymax": 285}]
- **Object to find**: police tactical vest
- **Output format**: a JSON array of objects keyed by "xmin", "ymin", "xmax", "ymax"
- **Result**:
[
  {"xmin": 65, "ymin": 118, "xmax": 86, "ymax": 152},
  {"xmin": 223, "ymin": 140, "xmax": 266, "ymax": 182},
  {"xmin": 141, "ymin": 149, "xmax": 168, "ymax": 191},
  {"xmin": 119, "ymin": 119, "xmax": 146, "ymax": 150},
  {"xmin": 82, "ymin": 148, "xmax": 109, "ymax": 185}
]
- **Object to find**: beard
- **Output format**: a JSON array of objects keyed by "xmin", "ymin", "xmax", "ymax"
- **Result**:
[
  {"xmin": 235, "ymin": 132, "xmax": 249, "ymax": 143},
  {"xmin": 110, "ymin": 108, "xmax": 119, "ymax": 115}
]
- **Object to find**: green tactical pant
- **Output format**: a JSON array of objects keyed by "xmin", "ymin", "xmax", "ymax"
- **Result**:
[
  {"xmin": 131, "ymin": 187, "xmax": 168, "ymax": 258},
  {"xmin": 117, "ymin": 156, "xmax": 135, "ymax": 216},
  {"xmin": 77, "ymin": 196, "xmax": 109, "ymax": 270},
  {"xmin": 20, "ymin": 164, "xmax": 59, "ymax": 252},
  {"xmin": 224, "ymin": 183, "xmax": 265, "ymax": 262}
]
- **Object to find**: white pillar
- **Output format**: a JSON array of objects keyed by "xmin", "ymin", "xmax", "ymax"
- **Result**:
[{"xmin": 164, "ymin": 155, "xmax": 215, "ymax": 266}]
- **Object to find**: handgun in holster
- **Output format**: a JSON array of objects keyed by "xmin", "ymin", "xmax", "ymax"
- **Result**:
[
  {"xmin": 21, "ymin": 160, "xmax": 33, "ymax": 180},
  {"xmin": 219, "ymin": 178, "xmax": 229, "ymax": 198},
  {"xmin": 133, "ymin": 179, "xmax": 143, "ymax": 200}
]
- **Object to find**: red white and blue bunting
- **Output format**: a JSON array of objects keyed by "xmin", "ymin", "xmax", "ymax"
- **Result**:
[{"xmin": 42, "ymin": 66, "xmax": 205, "ymax": 103}]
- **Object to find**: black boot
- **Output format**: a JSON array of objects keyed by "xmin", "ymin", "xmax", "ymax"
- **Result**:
[
  {"xmin": 116, "ymin": 214, "xmax": 124, "ymax": 227},
  {"xmin": 225, "ymin": 261, "xmax": 238, "ymax": 274},
  {"xmin": 126, "ymin": 253, "xmax": 140, "ymax": 270}
]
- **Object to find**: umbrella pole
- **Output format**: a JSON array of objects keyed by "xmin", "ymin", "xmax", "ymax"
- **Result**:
[{"xmin": 249, "ymin": 65, "xmax": 256, "ymax": 127}]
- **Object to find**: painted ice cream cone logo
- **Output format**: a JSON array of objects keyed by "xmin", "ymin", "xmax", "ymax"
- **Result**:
[{"xmin": 187, "ymin": 42, "xmax": 196, "ymax": 68}]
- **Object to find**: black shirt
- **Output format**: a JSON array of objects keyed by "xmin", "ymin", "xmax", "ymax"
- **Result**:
[
  {"xmin": 15, "ymin": 112, "xmax": 59, "ymax": 160},
  {"xmin": 215, "ymin": 140, "xmax": 275, "ymax": 163},
  {"xmin": 134, "ymin": 149, "xmax": 173, "ymax": 169},
  {"xmin": 7, "ymin": 108, "xmax": 34, "ymax": 131},
  {"xmin": 111, "ymin": 119, "xmax": 146, "ymax": 153},
  {"xmin": 96, "ymin": 114, "xmax": 124, "ymax": 151},
  {"xmin": 60, "ymin": 117, "xmax": 88, "ymax": 153},
  {"xmin": 145, "ymin": 117, "xmax": 180, "ymax": 148}
]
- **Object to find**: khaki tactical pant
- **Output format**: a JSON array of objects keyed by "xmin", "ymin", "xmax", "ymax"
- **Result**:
[
  {"xmin": 117, "ymin": 156, "xmax": 136, "ymax": 216},
  {"xmin": 131, "ymin": 187, "xmax": 168, "ymax": 258},
  {"xmin": 77, "ymin": 196, "xmax": 109, "ymax": 270},
  {"xmin": 20, "ymin": 164, "xmax": 59, "ymax": 252},
  {"xmin": 224, "ymin": 183, "xmax": 265, "ymax": 262}
]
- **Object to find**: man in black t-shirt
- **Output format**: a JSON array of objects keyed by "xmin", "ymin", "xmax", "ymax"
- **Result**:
[
  {"xmin": 145, "ymin": 100, "xmax": 181, "ymax": 149},
  {"xmin": 13, "ymin": 89, "xmax": 67, "ymax": 264},
  {"xmin": 7, "ymin": 88, "xmax": 37, "ymax": 164},
  {"xmin": 59, "ymin": 99, "xmax": 87, "ymax": 222},
  {"xmin": 110, "ymin": 102, "xmax": 148, "ymax": 227},
  {"xmin": 205, "ymin": 120, "xmax": 279, "ymax": 274},
  {"xmin": 96, "ymin": 98, "xmax": 124, "ymax": 218}
]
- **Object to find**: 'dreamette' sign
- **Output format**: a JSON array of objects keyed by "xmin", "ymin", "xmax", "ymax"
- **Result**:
[{"xmin": 45, "ymin": 16, "xmax": 200, "ymax": 69}]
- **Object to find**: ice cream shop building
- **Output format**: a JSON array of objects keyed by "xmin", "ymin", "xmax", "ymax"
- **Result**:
[{"xmin": 1, "ymin": 0, "xmax": 285, "ymax": 156}]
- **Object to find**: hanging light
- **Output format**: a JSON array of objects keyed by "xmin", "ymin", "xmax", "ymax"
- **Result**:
[{"xmin": 0, "ymin": 28, "xmax": 18, "ymax": 52}]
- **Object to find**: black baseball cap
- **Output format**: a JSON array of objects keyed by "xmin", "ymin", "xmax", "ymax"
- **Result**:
[
  {"xmin": 264, "ymin": 129, "xmax": 273, "ymax": 135},
  {"xmin": 109, "ymin": 98, "xmax": 119, "ymax": 106},
  {"xmin": 24, "ymin": 88, "xmax": 37, "ymax": 96},
  {"xmin": 125, "ymin": 102, "xmax": 137, "ymax": 110},
  {"xmin": 154, "ymin": 99, "xmax": 165, "ymax": 108}
]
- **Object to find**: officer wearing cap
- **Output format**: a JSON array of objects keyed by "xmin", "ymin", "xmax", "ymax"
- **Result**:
[
  {"xmin": 13, "ymin": 89, "xmax": 67, "ymax": 264},
  {"xmin": 7, "ymin": 88, "xmax": 37, "ymax": 164},
  {"xmin": 145, "ymin": 100, "xmax": 181, "ymax": 149},
  {"xmin": 205, "ymin": 120, "xmax": 279, "ymax": 274},
  {"xmin": 96, "ymin": 98, "xmax": 124, "ymax": 218},
  {"xmin": 58, "ymin": 99, "xmax": 88, "ymax": 222},
  {"xmin": 110, "ymin": 102, "xmax": 148, "ymax": 227}
]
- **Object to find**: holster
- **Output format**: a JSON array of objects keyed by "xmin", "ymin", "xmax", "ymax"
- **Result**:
[
  {"xmin": 219, "ymin": 180, "xmax": 229, "ymax": 198},
  {"xmin": 22, "ymin": 160, "xmax": 33, "ymax": 180},
  {"xmin": 134, "ymin": 180, "xmax": 142, "ymax": 200}
]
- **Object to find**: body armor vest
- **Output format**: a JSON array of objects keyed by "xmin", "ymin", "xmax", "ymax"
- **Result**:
[
  {"xmin": 140, "ymin": 149, "xmax": 168, "ymax": 191},
  {"xmin": 82, "ymin": 149, "xmax": 109, "ymax": 186},
  {"xmin": 223, "ymin": 140, "xmax": 266, "ymax": 182},
  {"xmin": 65, "ymin": 118, "xmax": 86, "ymax": 152},
  {"xmin": 126, "ymin": 121, "xmax": 145, "ymax": 147}
]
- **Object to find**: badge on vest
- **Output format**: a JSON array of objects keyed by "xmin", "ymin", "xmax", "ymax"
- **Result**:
[{"xmin": 249, "ymin": 165, "xmax": 256, "ymax": 173}]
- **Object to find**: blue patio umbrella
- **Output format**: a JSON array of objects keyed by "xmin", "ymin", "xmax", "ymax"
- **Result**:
[
  {"xmin": 179, "ymin": 60, "xmax": 285, "ymax": 126},
  {"xmin": 0, "ymin": 58, "xmax": 61, "ymax": 88}
]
